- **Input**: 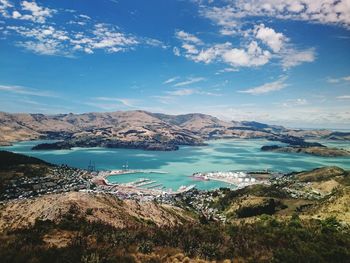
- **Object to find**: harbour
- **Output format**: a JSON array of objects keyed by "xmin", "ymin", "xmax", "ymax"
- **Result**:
[{"xmin": 1, "ymin": 138, "xmax": 350, "ymax": 192}]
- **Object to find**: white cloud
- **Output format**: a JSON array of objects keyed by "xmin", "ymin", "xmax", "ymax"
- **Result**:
[
  {"xmin": 175, "ymin": 31, "xmax": 274, "ymax": 68},
  {"xmin": 239, "ymin": 77, "xmax": 288, "ymax": 95},
  {"xmin": 192, "ymin": 43, "xmax": 231, "ymax": 64},
  {"xmin": 327, "ymin": 78, "xmax": 341, "ymax": 83},
  {"xmin": 173, "ymin": 46, "xmax": 180, "ymax": 56},
  {"xmin": 281, "ymin": 98, "xmax": 308, "ymax": 107},
  {"xmin": 0, "ymin": 84, "xmax": 57, "ymax": 97},
  {"xmin": 79, "ymin": 14, "xmax": 91, "ymax": 20},
  {"xmin": 173, "ymin": 77, "xmax": 205, "ymax": 87},
  {"xmin": 17, "ymin": 40, "xmax": 65, "ymax": 56},
  {"xmin": 7, "ymin": 25, "xmax": 71, "ymax": 56},
  {"xmin": 181, "ymin": 43, "xmax": 199, "ymax": 54},
  {"xmin": 167, "ymin": 88, "xmax": 197, "ymax": 96},
  {"xmin": 175, "ymin": 30, "xmax": 202, "ymax": 44},
  {"xmin": 163, "ymin": 76, "xmax": 179, "ymax": 84},
  {"xmin": 254, "ymin": 24, "xmax": 287, "ymax": 53},
  {"xmin": 151, "ymin": 95, "xmax": 175, "ymax": 104},
  {"xmin": 327, "ymin": 75, "xmax": 350, "ymax": 83},
  {"xmin": 0, "ymin": 0, "xmax": 13, "ymax": 17},
  {"xmin": 174, "ymin": 23, "xmax": 312, "ymax": 69},
  {"xmin": 336, "ymin": 95, "xmax": 350, "ymax": 100},
  {"xmin": 2, "ymin": 2, "xmax": 164, "ymax": 56},
  {"xmin": 88, "ymin": 23, "xmax": 138, "ymax": 51},
  {"xmin": 95, "ymin": 97, "xmax": 137, "ymax": 107},
  {"xmin": 143, "ymin": 37, "xmax": 167, "ymax": 49},
  {"xmin": 19, "ymin": 1, "xmax": 56, "ymax": 23},
  {"xmin": 216, "ymin": 67, "xmax": 239, "ymax": 74},
  {"xmin": 167, "ymin": 88, "xmax": 221, "ymax": 96},
  {"xmin": 200, "ymin": 0, "xmax": 350, "ymax": 29},
  {"xmin": 222, "ymin": 41, "xmax": 271, "ymax": 67},
  {"xmin": 189, "ymin": 1, "xmax": 350, "ymax": 70},
  {"xmin": 200, "ymin": 6, "xmax": 239, "ymax": 36},
  {"xmin": 194, "ymin": 104, "xmax": 350, "ymax": 129},
  {"xmin": 281, "ymin": 48, "xmax": 315, "ymax": 69},
  {"xmin": 12, "ymin": 10, "xmax": 21, "ymax": 19},
  {"xmin": 7, "ymin": 22, "xmax": 141, "ymax": 56}
]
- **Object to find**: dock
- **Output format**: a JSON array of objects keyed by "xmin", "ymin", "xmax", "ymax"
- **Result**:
[{"xmin": 147, "ymin": 183, "xmax": 163, "ymax": 189}]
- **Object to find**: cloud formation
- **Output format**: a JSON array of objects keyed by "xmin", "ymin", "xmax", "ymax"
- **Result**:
[
  {"xmin": 1, "ymin": 1, "xmax": 164, "ymax": 56},
  {"xmin": 174, "ymin": 22, "xmax": 315, "ymax": 70},
  {"xmin": 238, "ymin": 77, "xmax": 288, "ymax": 95},
  {"xmin": 0, "ymin": 84, "xmax": 57, "ymax": 97},
  {"xmin": 201, "ymin": 0, "xmax": 350, "ymax": 29},
  {"xmin": 173, "ymin": 77, "xmax": 205, "ymax": 87},
  {"xmin": 327, "ymin": 75, "xmax": 350, "ymax": 83},
  {"xmin": 15, "ymin": 1, "xmax": 55, "ymax": 23},
  {"xmin": 337, "ymin": 95, "xmax": 350, "ymax": 100},
  {"xmin": 173, "ymin": 1, "xmax": 350, "ymax": 70},
  {"xmin": 254, "ymin": 24, "xmax": 286, "ymax": 53},
  {"xmin": 167, "ymin": 88, "xmax": 220, "ymax": 97},
  {"xmin": 163, "ymin": 76, "xmax": 179, "ymax": 84}
]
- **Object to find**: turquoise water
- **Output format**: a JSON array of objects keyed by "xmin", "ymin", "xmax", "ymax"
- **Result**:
[{"xmin": 1, "ymin": 139, "xmax": 349, "ymax": 190}]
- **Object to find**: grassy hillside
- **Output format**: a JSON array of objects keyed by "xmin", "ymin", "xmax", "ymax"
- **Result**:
[
  {"xmin": 0, "ymin": 151, "xmax": 52, "ymax": 193},
  {"xmin": 0, "ymin": 211, "xmax": 349, "ymax": 263},
  {"xmin": 0, "ymin": 150, "xmax": 50, "ymax": 170}
]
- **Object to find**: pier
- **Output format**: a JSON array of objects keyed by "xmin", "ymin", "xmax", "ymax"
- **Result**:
[
  {"xmin": 91, "ymin": 167, "xmax": 198, "ymax": 201},
  {"xmin": 147, "ymin": 183, "xmax": 163, "ymax": 189}
]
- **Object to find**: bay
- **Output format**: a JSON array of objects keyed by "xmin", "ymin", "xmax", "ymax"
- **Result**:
[{"xmin": 1, "ymin": 139, "xmax": 349, "ymax": 190}]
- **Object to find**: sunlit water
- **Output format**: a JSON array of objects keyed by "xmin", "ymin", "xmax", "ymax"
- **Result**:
[{"xmin": 1, "ymin": 139, "xmax": 349, "ymax": 190}]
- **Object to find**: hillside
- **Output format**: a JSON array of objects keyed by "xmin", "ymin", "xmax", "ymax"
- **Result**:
[
  {"xmin": 1, "ymin": 110, "xmax": 347, "ymax": 152},
  {"xmin": 0, "ymin": 153, "xmax": 350, "ymax": 262},
  {"xmin": 0, "ymin": 178, "xmax": 349, "ymax": 262},
  {"xmin": 0, "ymin": 150, "xmax": 50, "ymax": 170},
  {"xmin": 206, "ymin": 166, "xmax": 350, "ymax": 224},
  {"xmin": 261, "ymin": 145, "xmax": 350, "ymax": 157},
  {"xmin": 0, "ymin": 191, "xmax": 193, "ymax": 232}
]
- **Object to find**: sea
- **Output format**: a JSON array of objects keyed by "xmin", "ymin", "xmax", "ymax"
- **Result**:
[{"xmin": 1, "ymin": 139, "xmax": 350, "ymax": 190}]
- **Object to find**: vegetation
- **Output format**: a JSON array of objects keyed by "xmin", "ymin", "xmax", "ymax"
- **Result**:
[
  {"xmin": 0, "ymin": 210, "xmax": 349, "ymax": 263},
  {"xmin": 0, "ymin": 151, "xmax": 52, "ymax": 193},
  {"xmin": 0, "ymin": 152, "xmax": 349, "ymax": 262},
  {"xmin": 0, "ymin": 150, "xmax": 50, "ymax": 170}
]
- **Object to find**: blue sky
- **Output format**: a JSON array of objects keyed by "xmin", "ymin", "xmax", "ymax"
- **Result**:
[{"xmin": 0, "ymin": 0, "xmax": 350, "ymax": 128}]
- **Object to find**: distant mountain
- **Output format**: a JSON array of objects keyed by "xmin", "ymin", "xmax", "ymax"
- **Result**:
[{"xmin": 0, "ymin": 110, "xmax": 347, "ymax": 150}]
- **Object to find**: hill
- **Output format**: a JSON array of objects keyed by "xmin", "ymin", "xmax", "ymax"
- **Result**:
[
  {"xmin": 1, "ymin": 110, "xmax": 347, "ymax": 152},
  {"xmin": 0, "ymin": 191, "xmax": 193, "ymax": 232},
  {"xmin": 0, "ymin": 150, "xmax": 50, "ymax": 170},
  {"xmin": 0, "ymin": 152, "xmax": 350, "ymax": 262}
]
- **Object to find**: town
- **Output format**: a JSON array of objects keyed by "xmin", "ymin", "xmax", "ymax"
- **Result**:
[
  {"xmin": 192, "ymin": 170, "xmax": 273, "ymax": 188},
  {"xmin": 0, "ymin": 165, "xmax": 91, "ymax": 201}
]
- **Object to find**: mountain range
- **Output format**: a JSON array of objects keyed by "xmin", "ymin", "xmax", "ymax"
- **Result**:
[{"xmin": 0, "ymin": 111, "xmax": 349, "ymax": 151}]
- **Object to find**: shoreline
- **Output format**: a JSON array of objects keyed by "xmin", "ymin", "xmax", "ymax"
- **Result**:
[
  {"xmin": 93, "ymin": 169, "xmax": 169, "ymax": 186},
  {"xmin": 191, "ymin": 171, "xmax": 272, "ymax": 189},
  {"xmin": 2, "ymin": 136, "xmax": 350, "ymax": 151}
]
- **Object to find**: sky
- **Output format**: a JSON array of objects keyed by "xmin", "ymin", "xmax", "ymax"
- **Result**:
[{"xmin": 0, "ymin": 0, "xmax": 350, "ymax": 129}]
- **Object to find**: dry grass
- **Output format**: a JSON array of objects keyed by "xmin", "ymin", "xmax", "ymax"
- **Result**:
[{"xmin": 0, "ymin": 192, "xmax": 193, "ymax": 231}]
